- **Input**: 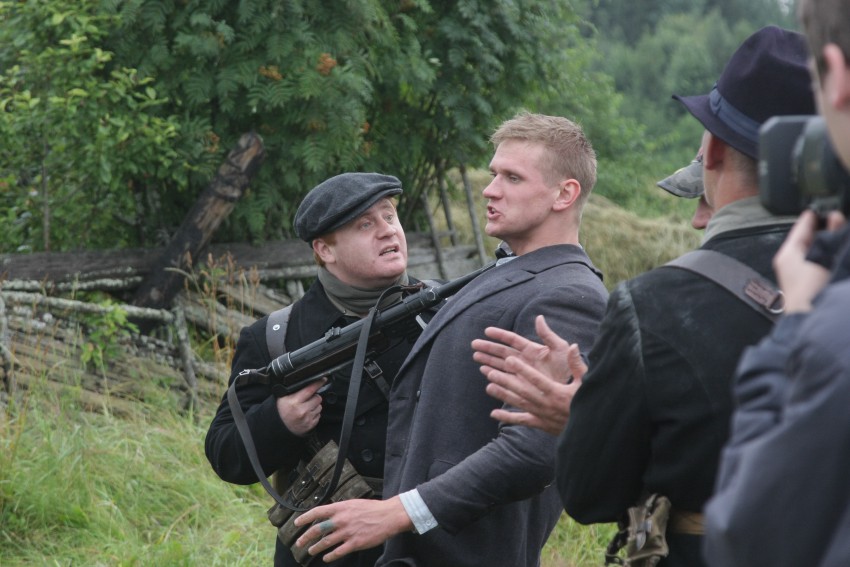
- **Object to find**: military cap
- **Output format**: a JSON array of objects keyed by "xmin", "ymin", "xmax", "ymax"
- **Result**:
[
  {"xmin": 294, "ymin": 172, "xmax": 403, "ymax": 242},
  {"xmin": 657, "ymin": 152, "xmax": 704, "ymax": 198}
]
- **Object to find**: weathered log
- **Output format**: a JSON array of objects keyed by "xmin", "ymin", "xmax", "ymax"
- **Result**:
[
  {"xmin": 0, "ymin": 233, "xmax": 477, "ymax": 290},
  {"xmin": 176, "ymin": 293, "xmax": 254, "ymax": 344},
  {"xmin": 216, "ymin": 282, "xmax": 291, "ymax": 318},
  {"xmin": 133, "ymin": 132, "xmax": 266, "ymax": 310},
  {"xmin": 1, "ymin": 291, "xmax": 173, "ymax": 322}
]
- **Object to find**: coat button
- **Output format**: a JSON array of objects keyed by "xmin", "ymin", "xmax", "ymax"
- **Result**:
[
  {"xmin": 355, "ymin": 416, "xmax": 366, "ymax": 426},
  {"xmin": 361, "ymin": 449, "xmax": 374, "ymax": 462},
  {"xmin": 415, "ymin": 389, "xmax": 421, "ymax": 400},
  {"xmin": 324, "ymin": 392, "xmax": 338, "ymax": 405}
]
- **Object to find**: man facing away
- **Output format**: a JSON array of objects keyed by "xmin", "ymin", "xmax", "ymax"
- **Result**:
[
  {"xmin": 205, "ymin": 172, "xmax": 437, "ymax": 567},
  {"xmin": 704, "ymin": 1, "xmax": 850, "ymax": 564},
  {"xmin": 291, "ymin": 112, "xmax": 609, "ymax": 567},
  {"xmin": 473, "ymin": 26, "xmax": 816, "ymax": 567}
]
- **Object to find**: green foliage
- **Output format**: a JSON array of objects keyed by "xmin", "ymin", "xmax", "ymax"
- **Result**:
[
  {"xmin": 585, "ymin": 0, "xmax": 798, "ymax": 177},
  {"xmin": 104, "ymin": 0, "xmax": 424, "ymax": 241},
  {"xmin": 79, "ymin": 303, "xmax": 140, "ymax": 370},
  {"xmin": 0, "ymin": 0, "xmax": 202, "ymax": 253},
  {"xmin": 583, "ymin": 0, "xmax": 794, "ymax": 45}
]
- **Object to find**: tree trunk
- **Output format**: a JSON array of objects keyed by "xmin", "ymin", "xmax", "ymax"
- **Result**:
[{"xmin": 132, "ymin": 132, "xmax": 265, "ymax": 310}]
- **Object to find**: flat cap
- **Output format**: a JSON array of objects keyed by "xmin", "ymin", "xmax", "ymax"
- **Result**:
[{"xmin": 294, "ymin": 172, "xmax": 403, "ymax": 242}]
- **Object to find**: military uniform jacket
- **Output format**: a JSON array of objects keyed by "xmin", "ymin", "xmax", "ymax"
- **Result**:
[
  {"xmin": 556, "ymin": 223, "xmax": 791, "ymax": 567},
  {"xmin": 205, "ymin": 278, "xmax": 429, "ymax": 567},
  {"xmin": 380, "ymin": 245, "xmax": 608, "ymax": 567}
]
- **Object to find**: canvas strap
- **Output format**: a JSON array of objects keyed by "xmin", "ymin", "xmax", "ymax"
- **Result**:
[{"xmin": 662, "ymin": 249, "xmax": 783, "ymax": 323}]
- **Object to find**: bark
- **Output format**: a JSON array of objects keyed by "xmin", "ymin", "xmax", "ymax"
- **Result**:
[{"xmin": 133, "ymin": 132, "xmax": 265, "ymax": 310}]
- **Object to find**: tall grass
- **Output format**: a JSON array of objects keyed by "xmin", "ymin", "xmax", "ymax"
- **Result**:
[
  {"xmin": 0, "ymin": 383, "xmax": 274, "ymax": 566},
  {"xmin": 0, "ymin": 385, "xmax": 619, "ymax": 566}
]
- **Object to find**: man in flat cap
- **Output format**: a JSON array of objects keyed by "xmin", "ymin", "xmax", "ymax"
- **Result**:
[
  {"xmin": 291, "ymin": 112, "xmax": 608, "ymax": 567},
  {"xmin": 472, "ymin": 26, "xmax": 813, "ymax": 567},
  {"xmin": 206, "ymin": 172, "xmax": 438, "ymax": 567}
]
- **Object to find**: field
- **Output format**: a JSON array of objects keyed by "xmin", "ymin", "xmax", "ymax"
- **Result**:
[{"xmin": 0, "ymin": 175, "xmax": 701, "ymax": 566}]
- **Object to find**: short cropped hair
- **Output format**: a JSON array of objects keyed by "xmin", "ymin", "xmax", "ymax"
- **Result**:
[
  {"xmin": 799, "ymin": 0, "xmax": 850, "ymax": 79},
  {"xmin": 490, "ymin": 111, "xmax": 597, "ymax": 208}
]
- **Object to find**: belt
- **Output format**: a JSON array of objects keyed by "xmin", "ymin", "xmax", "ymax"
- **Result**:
[{"xmin": 668, "ymin": 509, "xmax": 704, "ymax": 535}]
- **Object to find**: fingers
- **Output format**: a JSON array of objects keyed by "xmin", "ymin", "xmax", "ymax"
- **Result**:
[
  {"xmin": 483, "ymin": 325, "xmax": 534, "ymax": 351},
  {"xmin": 277, "ymin": 379, "xmax": 326, "ymax": 436},
  {"xmin": 565, "ymin": 344, "xmax": 587, "ymax": 384},
  {"xmin": 471, "ymin": 339, "xmax": 518, "ymax": 372},
  {"xmin": 490, "ymin": 407, "xmax": 544, "ymax": 429},
  {"xmin": 485, "ymin": 373, "xmax": 541, "ymax": 411},
  {"xmin": 293, "ymin": 378, "xmax": 328, "ymax": 401},
  {"xmin": 782, "ymin": 210, "xmax": 819, "ymax": 254},
  {"xmin": 826, "ymin": 210, "xmax": 847, "ymax": 231},
  {"xmin": 294, "ymin": 505, "xmax": 337, "ymax": 553},
  {"xmin": 534, "ymin": 315, "xmax": 570, "ymax": 353}
]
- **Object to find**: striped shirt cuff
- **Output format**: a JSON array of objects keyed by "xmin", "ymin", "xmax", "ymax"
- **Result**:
[{"xmin": 399, "ymin": 489, "xmax": 439, "ymax": 534}]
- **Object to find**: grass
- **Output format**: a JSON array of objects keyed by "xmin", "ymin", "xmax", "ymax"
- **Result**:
[
  {"xmin": 0, "ymin": 173, "xmax": 704, "ymax": 565},
  {"xmin": 0, "ymin": 385, "xmax": 274, "ymax": 566},
  {"xmin": 0, "ymin": 385, "xmax": 620, "ymax": 566}
]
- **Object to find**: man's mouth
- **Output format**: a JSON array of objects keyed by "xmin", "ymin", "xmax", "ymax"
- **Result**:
[{"xmin": 380, "ymin": 245, "xmax": 400, "ymax": 256}]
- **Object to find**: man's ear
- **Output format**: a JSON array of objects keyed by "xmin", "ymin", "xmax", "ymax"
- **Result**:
[
  {"xmin": 703, "ymin": 131, "xmax": 726, "ymax": 170},
  {"xmin": 553, "ymin": 178, "xmax": 581, "ymax": 211},
  {"xmin": 822, "ymin": 44, "xmax": 850, "ymax": 110},
  {"xmin": 313, "ymin": 237, "xmax": 335, "ymax": 265}
]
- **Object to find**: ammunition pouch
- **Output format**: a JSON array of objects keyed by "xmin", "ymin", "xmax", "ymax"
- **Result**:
[
  {"xmin": 605, "ymin": 493, "xmax": 671, "ymax": 567},
  {"xmin": 267, "ymin": 441, "xmax": 374, "ymax": 566}
]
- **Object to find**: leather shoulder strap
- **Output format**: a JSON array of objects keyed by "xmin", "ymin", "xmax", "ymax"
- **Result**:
[
  {"xmin": 266, "ymin": 304, "xmax": 294, "ymax": 360},
  {"xmin": 662, "ymin": 250, "xmax": 784, "ymax": 323}
]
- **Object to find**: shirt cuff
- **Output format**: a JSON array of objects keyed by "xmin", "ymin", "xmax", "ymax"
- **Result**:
[{"xmin": 399, "ymin": 489, "xmax": 438, "ymax": 535}]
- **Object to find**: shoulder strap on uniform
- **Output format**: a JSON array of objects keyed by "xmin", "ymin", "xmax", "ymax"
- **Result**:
[
  {"xmin": 266, "ymin": 304, "xmax": 294, "ymax": 361},
  {"xmin": 662, "ymin": 249, "xmax": 784, "ymax": 323}
]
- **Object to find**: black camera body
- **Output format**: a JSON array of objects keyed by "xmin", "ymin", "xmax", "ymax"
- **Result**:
[{"xmin": 759, "ymin": 115, "xmax": 850, "ymax": 216}]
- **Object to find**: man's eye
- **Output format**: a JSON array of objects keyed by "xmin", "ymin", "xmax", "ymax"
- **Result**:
[
  {"xmin": 360, "ymin": 221, "xmax": 373, "ymax": 229},
  {"xmin": 385, "ymin": 214, "xmax": 395, "ymax": 222}
]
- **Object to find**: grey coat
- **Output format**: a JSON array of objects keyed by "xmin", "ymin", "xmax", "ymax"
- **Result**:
[{"xmin": 379, "ymin": 244, "xmax": 608, "ymax": 567}]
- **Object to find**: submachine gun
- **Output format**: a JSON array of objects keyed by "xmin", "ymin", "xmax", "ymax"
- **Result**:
[
  {"xmin": 227, "ymin": 261, "xmax": 496, "ymax": 512},
  {"xmin": 237, "ymin": 259, "xmax": 497, "ymax": 396}
]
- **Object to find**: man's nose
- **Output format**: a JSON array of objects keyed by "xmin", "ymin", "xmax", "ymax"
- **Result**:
[{"xmin": 377, "ymin": 218, "xmax": 397, "ymax": 237}]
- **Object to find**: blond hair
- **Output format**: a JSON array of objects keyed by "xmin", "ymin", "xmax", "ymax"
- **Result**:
[{"xmin": 490, "ymin": 111, "xmax": 597, "ymax": 208}]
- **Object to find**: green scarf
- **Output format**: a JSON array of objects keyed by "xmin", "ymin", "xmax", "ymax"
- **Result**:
[{"xmin": 317, "ymin": 267, "xmax": 409, "ymax": 317}]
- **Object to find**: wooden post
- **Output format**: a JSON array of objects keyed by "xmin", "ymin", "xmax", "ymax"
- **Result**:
[
  {"xmin": 132, "ymin": 132, "xmax": 265, "ymax": 311},
  {"xmin": 460, "ymin": 163, "xmax": 488, "ymax": 265},
  {"xmin": 174, "ymin": 305, "xmax": 199, "ymax": 410},
  {"xmin": 0, "ymin": 295, "xmax": 14, "ymax": 397},
  {"xmin": 437, "ymin": 166, "xmax": 458, "ymax": 246},
  {"xmin": 420, "ymin": 194, "xmax": 448, "ymax": 279}
]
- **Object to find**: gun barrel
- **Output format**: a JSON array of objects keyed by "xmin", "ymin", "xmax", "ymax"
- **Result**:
[{"xmin": 265, "ymin": 261, "xmax": 496, "ymax": 392}]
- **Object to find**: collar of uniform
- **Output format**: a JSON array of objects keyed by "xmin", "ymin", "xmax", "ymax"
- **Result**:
[{"xmin": 702, "ymin": 196, "xmax": 796, "ymax": 244}]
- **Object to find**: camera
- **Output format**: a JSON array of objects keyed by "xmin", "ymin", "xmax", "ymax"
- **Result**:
[{"xmin": 759, "ymin": 115, "xmax": 850, "ymax": 216}]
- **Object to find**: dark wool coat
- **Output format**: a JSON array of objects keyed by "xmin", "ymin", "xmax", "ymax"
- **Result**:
[
  {"xmin": 557, "ymin": 223, "xmax": 792, "ymax": 567},
  {"xmin": 205, "ymin": 278, "xmax": 432, "ymax": 567},
  {"xmin": 379, "ymin": 245, "xmax": 608, "ymax": 567}
]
